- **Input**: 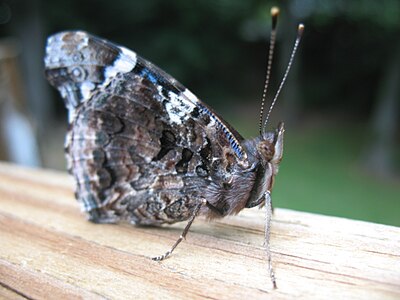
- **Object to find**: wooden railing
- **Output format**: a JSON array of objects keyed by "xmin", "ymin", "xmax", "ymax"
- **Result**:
[{"xmin": 0, "ymin": 162, "xmax": 399, "ymax": 299}]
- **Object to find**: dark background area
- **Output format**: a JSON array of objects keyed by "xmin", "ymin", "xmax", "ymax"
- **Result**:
[{"xmin": 0, "ymin": 0, "xmax": 399, "ymax": 226}]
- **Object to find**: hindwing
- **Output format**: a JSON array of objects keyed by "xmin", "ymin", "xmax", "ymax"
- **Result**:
[{"xmin": 45, "ymin": 31, "xmax": 254, "ymax": 224}]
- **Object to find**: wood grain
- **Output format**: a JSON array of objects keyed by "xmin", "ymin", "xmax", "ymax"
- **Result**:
[{"xmin": 0, "ymin": 162, "xmax": 399, "ymax": 299}]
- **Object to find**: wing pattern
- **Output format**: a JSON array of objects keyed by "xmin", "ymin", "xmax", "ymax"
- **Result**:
[{"xmin": 45, "ymin": 31, "xmax": 256, "ymax": 225}]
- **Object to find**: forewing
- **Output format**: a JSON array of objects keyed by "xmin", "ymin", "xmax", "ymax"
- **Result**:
[{"xmin": 45, "ymin": 31, "xmax": 250, "ymax": 224}]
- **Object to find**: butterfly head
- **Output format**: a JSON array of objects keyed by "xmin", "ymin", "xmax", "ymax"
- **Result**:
[
  {"xmin": 242, "ymin": 122, "xmax": 284, "ymax": 209},
  {"xmin": 257, "ymin": 121, "xmax": 284, "ymax": 166}
]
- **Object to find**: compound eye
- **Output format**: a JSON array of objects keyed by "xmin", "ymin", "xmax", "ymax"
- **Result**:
[{"xmin": 258, "ymin": 140, "xmax": 275, "ymax": 162}]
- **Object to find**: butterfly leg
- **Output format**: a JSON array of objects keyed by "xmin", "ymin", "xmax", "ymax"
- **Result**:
[
  {"xmin": 264, "ymin": 190, "xmax": 277, "ymax": 289},
  {"xmin": 152, "ymin": 199, "xmax": 206, "ymax": 261}
]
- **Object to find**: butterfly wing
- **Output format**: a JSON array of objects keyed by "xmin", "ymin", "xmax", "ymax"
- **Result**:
[{"xmin": 45, "ymin": 31, "xmax": 255, "ymax": 225}]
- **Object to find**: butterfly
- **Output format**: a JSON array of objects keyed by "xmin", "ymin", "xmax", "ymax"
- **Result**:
[{"xmin": 44, "ymin": 7, "xmax": 303, "ymax": 289}]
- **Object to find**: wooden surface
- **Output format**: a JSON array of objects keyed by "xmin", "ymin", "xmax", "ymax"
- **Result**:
[{"xmin": 0, "ymin": 162, "xmax": 399, "ymax": 299}]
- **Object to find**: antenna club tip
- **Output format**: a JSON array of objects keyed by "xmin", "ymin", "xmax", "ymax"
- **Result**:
[
  {"xmin": 298, "ymin": 23, "xmax": 305, "ymax": 35},
  {"xmin": 271, "ymin": 7, "xmax": 280, "ymax": 17}
]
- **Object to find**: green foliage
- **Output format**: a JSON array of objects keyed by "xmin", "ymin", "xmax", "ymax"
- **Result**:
[
  {"xmin": 39, "ymin": 0, "xmax": 400, "ymax": 119},
  {"xmin": 274, "ymin": 123, "xmax": 400, "ymax": 227},
  {"xmin": 309, "ymin": 0, "xmax": 400, "ymax": 29},
  {"xmin": 41, "ymin": 0, "xmax": 272, "ymax": 105}
]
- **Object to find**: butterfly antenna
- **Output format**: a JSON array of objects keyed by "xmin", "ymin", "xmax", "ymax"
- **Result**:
[
  {"xmin": 258, "ymin": 7, "xmax": 280, "ymax": 136},
  {"xmin": 262, "ymin": 23, "xmax": 305, "ymax": 134}
]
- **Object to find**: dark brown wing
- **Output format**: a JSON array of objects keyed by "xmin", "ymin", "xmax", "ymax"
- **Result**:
[{"xmin": 45, "ymin": 31, "xmax": 253, "ymax": 225}]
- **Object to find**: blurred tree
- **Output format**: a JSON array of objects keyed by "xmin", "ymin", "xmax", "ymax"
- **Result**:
[
  {"xmin": 1, "ymin": 0, "xmax": 54, "ymax": 167},
  {"xmin": 362, "ymin": 42, "xmax": 400, "ymax": 176},
  {"xmin": 9, "ymin": 0, "xmax": 53, "ymax": 133},
  {"xmin": 292, "ymin": 0, "xmax": 400, "ymax": 176}
]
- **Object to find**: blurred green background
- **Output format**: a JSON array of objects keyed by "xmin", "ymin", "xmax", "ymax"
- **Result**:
[{"xmin": 0, "ymin": 0, "xmax": 399, "ymax": 226}]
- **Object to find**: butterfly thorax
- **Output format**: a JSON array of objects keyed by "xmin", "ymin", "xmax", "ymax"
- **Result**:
[{"xmin": 203, "ymin": 123, "xmax": 284, "ymax": 218}]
